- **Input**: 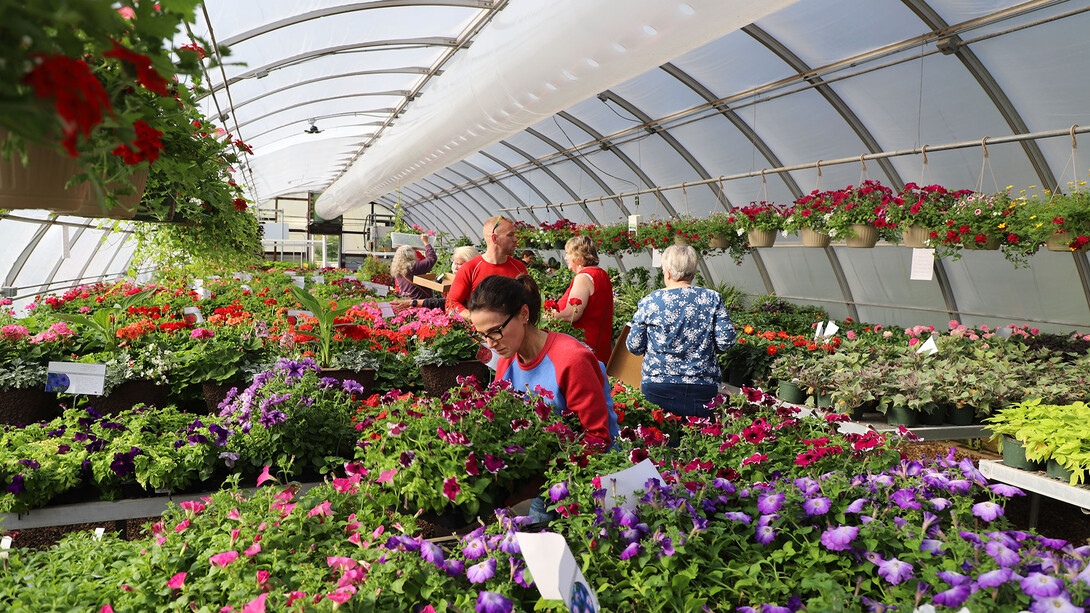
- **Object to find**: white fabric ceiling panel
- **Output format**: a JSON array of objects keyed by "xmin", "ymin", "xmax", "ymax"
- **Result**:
[
  {"xmin": 609, "ymin": 137, "xmax": 699, "ymax": 220},
  {"xmin": 754, "ymin": 0, "xmax": 923, "ymax": 67},
  {"xmin": 607, "ymin": 69, "xmax": 709, "ymax": 121},
  {"xmin": 248, "ymin": 137, "xmax": 363, "ymax": 198},
  {"xmin": 705, "ymin": 253, "xmax": 772, "ymax": 297},
  {"xmin": 833, "ymin": 246, "xmax": 950, "ymax": 329},
  {"xmin": 12, "ymin": 224, "xmax": 68, "ymax": 294},
  {"xmin": 229, "ymin": 73, "xmax": 416, "ymax": 120},
  {"xmin": 755, "ymin": 246, "xmax": 849, "ymax": 317},
  {"xmin": 926, "ymin": 0, "xmax": 1026, "ymax": 24},
  {"xmin": 943, "ymin": 250, "xmax": 1090, "ymax": 331},
  {"xmin": 458, "ymin": 155, "xmax": 506, "ymax": 177},
  {"xmin": 51, "ymin": 228, "xmax": 111, "ymax": 289},
  {"xmin": 239, "ymin": 95, "xmax": 404, "ymax": 137},
  {"xmin": 667, "ymin": 30, "xmax": 796, "ymax": 98}
]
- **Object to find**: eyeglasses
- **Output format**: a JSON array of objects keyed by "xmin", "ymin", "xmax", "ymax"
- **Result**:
[{"xmin": 472, "ymin": 312, "xmax": 515, "ymax": 343}]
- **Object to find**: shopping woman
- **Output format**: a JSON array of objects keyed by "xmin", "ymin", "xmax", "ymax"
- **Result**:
[
  {"xmin": 553, "ymin": 235, "xmax": 614, "ymax": 365},
  {"xmin": 390, "ymin": 234, "xmax": 437, "ymax": 300},
  {"xmin": 392, "ymin": 245, "xmax": 479, "ymax": 311},
  {"xmin": 626, "ymin": 244, "xmax": 736, "ymax": 418},
  {"xmin": 466, "ymin": 274, "xmax": 619, "ymax": 448}
]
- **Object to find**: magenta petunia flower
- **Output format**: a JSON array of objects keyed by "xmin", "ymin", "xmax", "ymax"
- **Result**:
[
  {"xmin": 174, "ymin": 519, "xmax": 190, "ymax": 533},
  {"xmin": 467, "ymin": 558, "xmax": 497, "ymax": 584},
  {"xmin": 476, "ymin": 590, "xmax": 513, "ymax": 613},
  {"xmin": 820, "ymin": 525, "xmax": 858, "ymax": 551},
  {"xmin": 244, "ymin": 543, "xmax": 261, "ymax": 557},
  {"xmin": 375, "ymin": 469, "xmax": 397, "ymax": 484},
  {"xmin": 972, "ymin": 501, "xmax": 1003, "ymax": 522},
  {"xmin": 465, "ymin": 452, "xmax": 479, "ymax": 476},
  {"xmin": 307, "ymin": 500, "xmax": 334, "ymax": 518},
  {"xmin": 242, "ymin": 592, "xmax": 267, "ymax": 613},
  {"xmin": 256, "ymin": 465, "xmax": 275, "ymax": 487},
  {"xmin": 326, "ymin": 587, "xmax": 355, "ymax": 605},
  {"xmin": 443, "ymin": 477, "xmax": 460, "ymax": 502},
  {"xmin": 1021, "ymin": 572, "xmax": 1064, "ymax": 598},
  {"xmin": 327, "ymin": 557, "xmax": 357, "ymax": 570},
  {"xmin": 548, "ymin": 482, "xmax": 569, "ymax": 502},
  {"xmin": 167, "ymin": 572, "xmax": 186, "ymax": 589},
  {"xmin": 209, "ymin": 550, "xmax": 239, "ymax": 567}
]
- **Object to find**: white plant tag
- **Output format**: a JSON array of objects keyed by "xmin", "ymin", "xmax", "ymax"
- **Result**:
[
  {"xmin": 516, "ymin": 532, "xmax": 600, "ymax": 612},
  {"xmin": 183, "ymin": 306, "xmax": 204, "ymax": 323},
  {"xmin": 916, "ymin": 336, "xmax": 938, "ymax": 356},
  {"xmin": 377, "ymin": 302, "xmax": 395, "ymax": 319},
  {"xmin": 93, "ymin": 528, "xmax": 105, "ymax": 541},
  {"xmin": 651, "ymin": 248, "xmax": 662, "ymax": 268},
  {"xmin": 46, "ymin": 362, "xmax": 106, "ymax": 395},
  {"xmin": 360, "ymin": 281, "xmax": 389, "ymax": 297},
  {"xmin": 824, "ymin": 321, "xmax": 839, "ymax": 338},
  {"xmin": 1, "ymin": 535, "xmax": 11, "ymax": 560},
  {"xmin": 813, "ymin": 322, "xmax": 825, "ymax": 340},
  {"xmin": 311, "ymin": 275, "xmax": 325, "ymax": 285},
  {"xmin": 240, "ymin": 284, "xmax": 253, "ymax": 292},
  {"xmin": 602, "ymin": 458, "xmax": 665, "ymax": 511},
  {"xmin": 910, "ymin": 249, "xmax": 935, "ymax": 281},
  {"xmin": 291, "ymin": 276, "xmax": 305, "ymax": 289},
  {"xmin": 996, "ymin": 327, "xmax": 1014, "ymax": 339},
  {"xmin": 628, "ymin": 214, "xmax": 640, "ymax": 236}
]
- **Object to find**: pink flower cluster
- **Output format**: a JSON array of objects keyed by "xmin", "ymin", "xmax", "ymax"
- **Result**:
[
  {"xmin": 28, "ymin": 322, "xmax": 76, "ymax": 344},
  {"xmin": 190, "ymin": 328, "xmax": 215, "ymax": 339},
  {"xmin": 1, "ymin": 324, "xmax": 29, "ymax": 341}
]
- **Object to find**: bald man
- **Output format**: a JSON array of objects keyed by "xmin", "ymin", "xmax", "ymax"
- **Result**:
[{"xmin": 446, "ymin": 215, "xmax": 527, "ymax": 318}]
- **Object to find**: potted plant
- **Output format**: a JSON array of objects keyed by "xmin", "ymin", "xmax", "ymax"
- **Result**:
[
  {"xmin": 732, "ymin": 202, "xmax": 786, "ymax": 248},
  {"xmin": 784, "ymin": 190, "xmax": 835, "ymax": 247},
  {"xmin": 932, "ymin": 192, "xmax": 1010, "ymax": 259},
  {"xmin": 413, "ymin": 323, "xmax": 490, "ymax": 398},
  {"xmin": 888, "ymin": 183, "xmax": 972, "ymax": 248},
  {"xmin": 1019, "ymin": 187, "xmax": 1090, "ymax": 252},
  {"xmin": 986, "ymin": 398, "xmax": 1090, "ymax": 484},
  {"xmin": 822, "ymin": 181, "xmax": 901, "ymax": 247}
]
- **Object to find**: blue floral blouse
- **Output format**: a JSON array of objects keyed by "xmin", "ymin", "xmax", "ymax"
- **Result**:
[{"xmin": 625, "ymin": 286, "xmax": 737, "ymax": 385}]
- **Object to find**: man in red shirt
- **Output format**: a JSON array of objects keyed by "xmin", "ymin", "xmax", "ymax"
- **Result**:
[{"xmin": 447, "ymin": 215, "xmax": 527, "ymax": 318}]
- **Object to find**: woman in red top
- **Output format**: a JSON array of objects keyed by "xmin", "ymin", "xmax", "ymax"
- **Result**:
[{"xmin": 555, "ymin": 235, "xmax": 614, "ymax": 365}]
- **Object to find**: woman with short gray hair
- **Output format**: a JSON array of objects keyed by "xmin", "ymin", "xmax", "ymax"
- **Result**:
[{"xmin": 625, "ymin": 244, "xmax": 736, "ymax": 418}]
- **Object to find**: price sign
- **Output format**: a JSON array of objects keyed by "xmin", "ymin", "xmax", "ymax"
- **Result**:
[{"xmin": 46, "ymin": 362, "xmax": 107, "ymax": 395}]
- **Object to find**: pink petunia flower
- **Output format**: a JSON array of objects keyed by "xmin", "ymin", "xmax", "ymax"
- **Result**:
[
  {"xmin": 443, "ymin": 477, "xmax": 460, "ymax": 502},
  {"xmin": 167, "ymin": 572, "xmax": 186, "ymax": 589},
  {"xmin": 226, "ymin": 508, "xmax": 241, "ymax": 520},
  {"xmin": 307, "ymin": 500, "xmax": 334, "ymax": 518},
  {"xmin": 375, "ymin": 469, "xmax": 397, "ymax": 484},
  {"xmin": 209, "ymin": 550, "xmax": 239, "ymax": 567},
  {"xmin": 241, "ymin": 593, "xmax": 267, "ymax": 613},
  {"xmin": 256, "ymin": 465, "xmax": 275, "ymax": 487},
  {"xmin": 174, "ymin": 519, "xmax": 190, "ymax": 533},
  {"xmin": 243, "ymin": 543, "xmax": 261, "ymax": 557},
  {"xmin": 179, "ymin": 500, "xmax": 206, "ymax": 515},
  {"xmin": 327, "ymin": 556, "xmax": 357, "ymax": 570}
]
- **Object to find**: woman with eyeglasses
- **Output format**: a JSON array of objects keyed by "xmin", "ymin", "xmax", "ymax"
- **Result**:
[{"xmin": 466, "ymin": 274, "xmax": 619, "ymax": 449}]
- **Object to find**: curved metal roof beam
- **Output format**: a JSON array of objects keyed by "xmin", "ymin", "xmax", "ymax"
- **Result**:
[
  {"xmin": 597, "ymin": 90, "xmax": 730, "ymax": 212},
  {"xmin": 225, "ymin": 85, "xmax": 412, "ymax": 117},
  {"xmin": 382, "ymin": 192, "xmax": 457, "ymax": 236},
  {"xmin": 205, "ymin": 37, "xmax": 461, "ymax": 96},
  {"xmin": 555, "ymin": 111, "xmax": 678, "ymax": 217},
  {"xmin": 420, "ymin": 173, "xmax": 501, "ymax": 230},
  {"xmin": 386, "ymin": 186, "xmax": 475, "ymax": 236},
  {"xmin": 414, "ymin": 178, "xmax": 495, "ymax": 236},
  {"xmin": 247, "ymin": 116, "xmax": 388, "ymax": 144},
  {"xmin": 497, "ymin": 140, "xmax": 607, "ymax": 227},
  {"xmin": 451, "ymin": 160, "xmax": 544, "ymax": 225},
  {"xmin": 408, "ymin": 180, "xmax": 485, "ymax": 235},
  {"xmin": 98, "ymin": 233, "xmax": 134, "ymax": 283},
  {"xmin": 218, "ymin": 1, "xmax": 494, "ymax": 47},
  {"xmin": 524, "ymin": 128, "xmax": 631, "ymax": 219},
  {"xmin": 3, "ymin": 221, "xmax": 51, "ymax": 288},
  {"xmin": 659, "ymin": 63, "xmax": 804, "ymax": 200},
  {"xmin": 743, "ymin": 24, "xmax": 906, "ymax": 192},
  {"xmin": 472, "ymin": 152, "xmax": 565, "ymax": 222},
  {"xmin": 900, "ymin": 0, "xmax": 1058, "ymax": 192},
  {"xmin": 439, "ymin": 164, "xmax": 544, "ymax": 226},
  {"xmin": 234, "ymin": 98, "xmax": 399, "ymax": 132}
]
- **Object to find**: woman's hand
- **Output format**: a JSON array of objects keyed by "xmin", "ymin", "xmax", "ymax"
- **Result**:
[
  {"xmin": 391, "ymin": 299, "xmax": 411, "ymax": 312},
  {"xmin": 420, "ymin": 233, "xmax": 430, "ymax": 246}
]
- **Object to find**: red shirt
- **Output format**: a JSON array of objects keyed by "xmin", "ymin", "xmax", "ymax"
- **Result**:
[
  {"xmin": 559, "ymin": 266, "xmax": 614, "ymax": 365},
  {"xmin": 446, "ymin": 255, "xmax": 527, "ymax": 313}
]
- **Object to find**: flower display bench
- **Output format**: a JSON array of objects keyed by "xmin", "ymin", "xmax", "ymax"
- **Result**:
[{"xmin": 978, "ymin": 459, "xmax": 1090, "ymax": 529}]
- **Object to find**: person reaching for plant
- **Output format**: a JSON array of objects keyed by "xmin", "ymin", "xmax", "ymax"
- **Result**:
[{"xmin": 390, "ymin": 234, "xmax": 437, "ymax": 300}]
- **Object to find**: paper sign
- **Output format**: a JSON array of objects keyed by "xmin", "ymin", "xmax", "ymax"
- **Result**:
[
  {"xmin": 291, "ymin": 276, "xmax": 305, "ymax": 289},
  {"xmin": 910, "ymin": 249, "xmax": 935, "ymax": 281},
  {"xmin": 311, "ymin": 275, "xmax": 325, "ymax": 285},
  {"xmin": 93, "ymin": 527, "xmax": 105, "ymax": 541},
  {"xmin": 183, "ymin": 306, "xmax": 204, "ymax": 323},
  {"xmin": 0, "ymin": 535, "xmax": 10, "ymax": 560},
  {"xmin": 241, "ymin": 284, "xmax": 253, "ymax": 292},
  {"xmin": 376, "ymin": 302, "xmax": 395, "ymax": 319},
  {"xmin": 628, "ymin": 214, "xmax": 640, "ymax": 235},
  {"xmin": 360, "ymin": 281, "xmax": 389, "ymax": 297},
  {"xmin": 516, "ymin": 532, "xmax": 600, "ymax": 612},
  {"xmin": 824, "ymin": 321, "xmax": 839, "ymax": 338},
  {"xmin": 996, "ymin": 327, "xmax": 1013, "ymax": 339},
  {"xmin": 813, "ymin": 322, "xmax": 825, "ymax": 340},
  {"xmin": 287, "ymin": 309, "xmax": 314, "ymax": 324},
  {"xmin": 602, "ymin": 458, "xmax": 665, "ymax": 511},
  {"xmin": 390, "ymin": 232, "xmax": 426, "ymax": 247},
  {"xmin": 46, "ymin": 362, "xmax": 107, "ymax": 395},
  {"xmin": 916, "ymin": 336, "xmax": 938, "ymax": 356},
  {"xmin": 651, "ymin": 248, "xmax": 662, "ymax": 268}
]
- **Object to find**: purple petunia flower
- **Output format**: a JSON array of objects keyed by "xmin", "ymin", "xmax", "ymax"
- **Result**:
[
  {"xmin": 444, "ymin": 559, "xmax": 464, "ymax": 578},
  {"xmin": 725, "ymin": 512, "xmax": 752, "ymax": 524},
  {"xmin": 1029, "ymin": 594, "xmax": 1082, "ymax": 613},
  {"xmin": 976, "ymin": 567, "xmax": 1013, "ymax": 588},
  {"xmin": 958, "ymin": 531, "xmax": 982, "ymax": 546},
  {"xmin": 1021, "ymin": 572, "xmax": 1064, "ymax": 598},
  {"xmin": 937, "ymin": 570, "xmax": 969, "ymax": 586},
  {"xmin": 877, "ymin": 557, "xmax": 913, "ymax": 585},
  {"xmin": 985, "ymin": 540, "xmax": 1020, "ymax": 567},
  {"xmin": 946, "ymin": 479, "xmax": 972, "ymax": 495},
  {"xmin": 794, "ymin": 477, "xmax": 819, "ymax": 495},
  {"xmin": 990, "ymin": 483, "xmax": 1025, "ymax": 497},
  {"xmin": 6, "ymin": 474, "xmax": 26, "ymax": 495},
  {"xmin": 845, "ymin": 498, "xmax": 869, "ymax": 513},
  {"xmin": 1037, "ymin": 536, "xmax": 1069, "ymax": 550},
  {"xmin": 467, "ymin": 558, "xmax": 497, "ymax": 584},
  {"xmin": 463, "ymin": 537, "xmax": 488, "ymax": 560},
  {"xmin": 341, "ymin": 379, "xmax": 365, "ymax": 394},
  {"xmin": 318, "ymin": 377, "xmax": 340, "ymax": 389},
  {"xmin": 498, "ymin": 532, "xmax": 520, "ymax": 555},
  {"xmin": 820, "ymin": 526, "xmax": 858, "ymax": 551},
  {"xmin": 757, "ymin": 493, "xmax": 784, "ymax": 514},
  {"xmin": 754, "ymin": 524, "xmax": 776, "ymax": 545},
  {"xmin": 802, "ymin": 497, "xmax": 832, "ymax": 517},
  {"xmin": 620, "ymin": 542, "xmax": 642, "ymax": 560},
  {"xmin": 17, "ymin": 459, "xmax": 40, "ymax": 469},
  {"xmin": 760, "ymin": 605, "xmax": 791, "ymax": 613},
  {"xmin": 512, "ymin": 560, "xmax": 534, "ymax": 588},
  {"xmin": 420, "ymin": 541, "xmax": 444, "ymax": 566},
  {"xmin": 548, "ymin": 482, "xmax": 569, "ymax": 503},
  {"xmin": 612, "ymin": 507, "xmax": 639, "ymax": 528},
  {"xmin": 972, "ymin": 501, "xmax": 1004, "ymax": 522},
  {"xmin": 56, "ymin": 445, "xmax": 70, "ymax": 454},
  {"xmin": 475, "ymin": 590, "xmax": 513, "ymax": 613},
  {"xmin": 932, "ymin": 584, "xmax": 972, "ymax": 607},
  {"xmin": 920, "ymin": 539, "xmax": 946, "ymax": 556},
  {"xmin": 890, "ymin": 488, "xmax": 921, "ymax": 510}
]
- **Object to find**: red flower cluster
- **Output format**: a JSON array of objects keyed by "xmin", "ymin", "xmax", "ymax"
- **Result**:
[
  {"xmin": 233, "ymin": 198, "xmax": 248, "ymax": 211},
  {"xmin": 22, "ymin": 54, "xmax": 112, "ymax": 156},
  {"xmin": 103, "ymin": 40, "xmax": 169, "ymax": 96},
  {"xmin": 112, "ymin": 120, "xmax": 164, "ymax": 165}
]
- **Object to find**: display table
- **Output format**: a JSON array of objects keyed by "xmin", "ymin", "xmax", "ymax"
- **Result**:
[{"xmin": 978, "ymin": 459, "xmax": 1090, "ymax": 528}]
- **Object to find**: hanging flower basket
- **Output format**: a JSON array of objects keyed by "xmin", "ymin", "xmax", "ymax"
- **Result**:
[
  {"xmin": 844, "ymin": 224, "xmax": 879, "ymax": 248},
  {"xmin": 73, "ymin": 168, "xmax": 148, "ymax": 219},
  {"xmin": 708, "ymin": 234, "xmax": 731, "ymax": 249},
  {"xmin": 0, "ymin": 130, "xmax": 88, "ymax": 212},
  {"xmin": 961, "ymin": 235, "xmax": 1000, "ymax": 251},
  {"xmin": 901, "ymin": 224, "xmax": 931, "ymax": 248},
  {"xmin": 1045, "ymin": 231, "xmax": 1090, "ymax": 252},
  {"xmin": 747, "ymin": 229, "xmax": 777, "ymax": 248},
  {"xmin": 800, "ymin": 228, "xmax": 831, "ymax": 248}
]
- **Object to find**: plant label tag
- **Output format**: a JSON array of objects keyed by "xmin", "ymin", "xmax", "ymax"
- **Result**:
[
  {"xmin": 232, "ymin": 272, "xmax": 252, "ymax": 282},
  {"xmin": 814, "ymin": 322, "xmax": 825, "ymax": 340},
  {"xmin": 360, "ymin": 281, "xmax": 389, "ymax": 297},
  {"xmin": 291, "ymin": 276, "xmax": 305, "ymax": 289},
  {"xmin": 603, "ymin": 458, "xmax": 665, "ymax": 511},
  {"xmin": 651, "ymin": 248, "xmax": 662, "ymax": 268},
  {"xmin": 916, "ymin": 336, "xmax": 938, "ymax": 356},
  {"xmin": 628, "ymin": 214, "xmax": 640, "ymax": 236},
  {"xmin": 93, "ymin": 527, "xmax": 105, "ymax": 541},
  {"xmin": 192, "ymin": 278, "xmax": 204, "ymax": 288},
  {"xmin": 183, "ymin": 306, "xmax": 204, "ymax": 323},
  {"xmin": 286, "ymin": 310, "xmax": 313, "ymax": 325},
  {"xmin": 996, "ymin": 327, "xmax": 1014, "ymax": 339},
  {"xmin": 0, "ymin": 535, "xmax": 10, "ymax": 560},
  {"xmin": 515, "ymin": 532, "xmax": 600, "ymax": 612},
  {"xmin": 240, "ymin": 284, "xmax": 253, "ymax": 292},
  {"xmin": 484, "ymin": 346, "xmax": 500, "ymax": 371},
  {"xmin": 910, "ymin": 249, "xmax": 935, "ymax": 281},
  {"xmin": 46, "ymin": 362, "xmax": 106, "ymax": 395},
  {"xmin": 311, "ymin": 275, "xmax": 325, "ymax": 285},
  {"xmin": 824, "ymin": 321, "xmax": 839, "ymax": 337},
  {"xmin": 377, "ymin": 302, "xmax": 395, "ymax": 319}
]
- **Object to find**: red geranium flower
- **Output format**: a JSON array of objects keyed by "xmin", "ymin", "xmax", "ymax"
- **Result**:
[
  {"xmin": 22, "ymin": 54, "xmax": 112, "ymax": 156},
  {"xmin": 103, "ymin": 40, "xmax": 169, "ymax": 96}
]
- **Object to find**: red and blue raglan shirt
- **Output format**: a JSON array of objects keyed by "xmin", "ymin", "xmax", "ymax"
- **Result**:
[{"xmin": 496, "ymin": 331, "xmax": 619, "ymax": 446}]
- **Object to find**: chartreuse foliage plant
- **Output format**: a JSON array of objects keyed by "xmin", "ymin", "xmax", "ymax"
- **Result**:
[{"xmin": 987, "ymin": 398, "xmax": 1090, "ymax": 484}]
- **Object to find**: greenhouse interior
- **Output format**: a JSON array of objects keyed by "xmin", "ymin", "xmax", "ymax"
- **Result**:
[{"xmin": 2, "ymin": 0, "xmax": 1090, "ymax": 611}]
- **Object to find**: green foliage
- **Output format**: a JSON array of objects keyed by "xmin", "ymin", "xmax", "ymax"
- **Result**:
[{"xmin": 987, "ymin": 398, "xmax": 1090, "ymax": 484}]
